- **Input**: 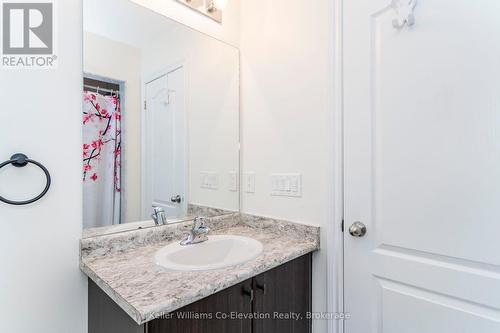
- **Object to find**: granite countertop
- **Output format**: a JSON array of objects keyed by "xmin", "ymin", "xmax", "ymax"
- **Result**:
[{"xmin": 80, "ymin": 214, "xmax": 320, "ymax": 325}]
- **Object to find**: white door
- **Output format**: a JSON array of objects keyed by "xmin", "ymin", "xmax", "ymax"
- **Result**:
[
  {"xmin": 344, "ymin": 1, "xmax": 500, "ymax": 332},
  {"xmin": 144, "ymin": 66, "xmax": 187, "ymax": 218}
]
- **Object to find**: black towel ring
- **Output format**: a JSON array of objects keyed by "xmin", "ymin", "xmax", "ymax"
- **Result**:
[{"xmin": 0, "ymin": 153, "xmax": 51, "ymax": 205}]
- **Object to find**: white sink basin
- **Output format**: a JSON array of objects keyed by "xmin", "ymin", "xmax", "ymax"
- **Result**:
[{"xmin": 155, "ymin": 235, "xmax": 263, "ymax": 271}]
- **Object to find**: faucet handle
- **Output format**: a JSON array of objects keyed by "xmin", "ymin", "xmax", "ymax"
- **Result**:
[
  {"xmin": 180, "ymin": 217, "xmax": 210, "ymax": 246},
  {"xmin": 152, "ymin": 206, "xmax": 166, "ymax": 226},
  {"xmin": 193, "ymin": 217, "xmax": 209, "ymax": 234},
  {"xmin": 193, "ymin": 216, "xmax": 207, "ymax": 227},
  {"xmin": 152, "ymin": 206, "xmax": 165, "ymax": 213}
]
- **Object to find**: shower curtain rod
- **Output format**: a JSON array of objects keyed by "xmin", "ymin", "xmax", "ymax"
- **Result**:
[{"xmin": 84, "ymin": 84, "xmax": 120, "ymax": 95}]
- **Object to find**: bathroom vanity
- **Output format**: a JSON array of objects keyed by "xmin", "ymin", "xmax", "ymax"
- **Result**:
[
  {"xmin": 89, "ymin": 254, "xmax": 311, "ymax": 333},
  {"xmin": 81, "ymin": 214, "xmax": 319, "ymax": 333}
]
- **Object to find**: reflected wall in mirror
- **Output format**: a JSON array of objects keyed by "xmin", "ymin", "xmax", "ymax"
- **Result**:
[{"xmin": 82, "ymin": 0, "xmax": 239, "ymax": 237}]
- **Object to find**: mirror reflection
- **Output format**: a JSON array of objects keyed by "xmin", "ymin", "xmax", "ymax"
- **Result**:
[{"xmin": 82, "ymin": 0, "xmax": 239, "ymax": 236}]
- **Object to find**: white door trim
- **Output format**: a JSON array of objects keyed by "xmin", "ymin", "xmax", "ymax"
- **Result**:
[{"xmin": 328, "ymin": 0, "xmax": 345, "ymax": 332}]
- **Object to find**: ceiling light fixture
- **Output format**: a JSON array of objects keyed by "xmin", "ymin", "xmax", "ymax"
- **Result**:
[
  {"xmin": 176, "ymin": 0, "xmax": 226, "ymax": 23},
  {"xmin": 208, "ymin": 0, "xmax": 228, "ymax": 12}
]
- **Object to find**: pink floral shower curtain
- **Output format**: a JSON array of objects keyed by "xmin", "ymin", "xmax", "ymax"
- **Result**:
[{"xmin": 82, "ymin": 91, "xmax": 122, "ymax": 229}]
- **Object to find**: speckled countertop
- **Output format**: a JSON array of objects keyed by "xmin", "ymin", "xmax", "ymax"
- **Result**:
[{"xmin": 80, "ymin": 214, "xmax": 320, "ymax": 325}]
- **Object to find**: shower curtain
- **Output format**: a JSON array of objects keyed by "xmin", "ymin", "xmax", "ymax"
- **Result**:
[{"xmin": 82, "ymin": 91, "xmax": 122, "ymax": 229}]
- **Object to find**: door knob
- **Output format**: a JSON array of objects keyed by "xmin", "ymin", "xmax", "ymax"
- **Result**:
[
  {"xmin": 349, "ymin": 221, "xmax": 367, "ymax": 237},
  {"xmin": 171, "ymin": 195, "xmax": 182, "ymax": 204}
]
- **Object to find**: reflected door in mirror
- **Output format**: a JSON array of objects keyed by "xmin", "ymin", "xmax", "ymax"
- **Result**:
[{"xmin": 144, "ymin": 68, "xmax": 187, "ymax": 218}]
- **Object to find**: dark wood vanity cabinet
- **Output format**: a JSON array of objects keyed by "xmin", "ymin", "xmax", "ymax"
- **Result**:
[
  {"xmin": 89, "ymin": 254, "xmax": 312, "ymax": 333},
  {"xmin": 252, "ymin": 254, "xmax": 312, "ymax": 333},
  {"xmin": 149, "ymin": 278, "xmax": 254, "ymax": 333}
]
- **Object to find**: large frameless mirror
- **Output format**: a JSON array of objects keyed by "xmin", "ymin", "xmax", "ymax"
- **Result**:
[{"xmin": 82, "ymin": 0, "xmax": 239, "ymax": 238}]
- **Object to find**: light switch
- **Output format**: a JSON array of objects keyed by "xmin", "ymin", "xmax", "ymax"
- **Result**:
[
  {"xmin": 270, "ymin": 174, "xmax": 302, "ymax": 197},
  {"xmin": 243, "ymin": 173, "xmax": 256, "ymax": 193},
  {"xmin": 229, "ymin": 172, "xmax": 238, "ymax": 192},
  {"xmin": 200, "ymin": 172, "xmax": 219, "ymax": 190}
]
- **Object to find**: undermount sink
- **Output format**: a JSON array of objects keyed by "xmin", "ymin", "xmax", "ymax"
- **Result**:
[{"xmin": 155, "ymin": 235, "xmax": 263, "ymax": 271}]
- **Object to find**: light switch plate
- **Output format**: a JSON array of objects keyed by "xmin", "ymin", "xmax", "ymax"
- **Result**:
[
  {"xmin": 243, "ymin": 173, "xmax": 256, "ymax": 193},
  {"xmin": 200, "ymin": 172, "xmax": 219, "ymax": 190},
  {"xmin": 270, "ymin": 174, "xmax": 302, "ymax": 197},
  {"xmin": 229, "ymin": 172, "xmax": 239, "ymax": 192}
]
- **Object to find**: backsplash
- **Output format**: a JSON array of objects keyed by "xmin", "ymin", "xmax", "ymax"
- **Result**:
[
  {"xmin": 80, "ymin": 213, "xmax": 319, "ymax": 260},
  {"xmin": 187, "ymin": 204, "xmax": 237, "ymax": 217}
]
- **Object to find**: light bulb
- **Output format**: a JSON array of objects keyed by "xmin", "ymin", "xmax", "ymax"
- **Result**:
[{"xmin": 213, "ymin": 0, "xmax": 228, "ymax": 10}]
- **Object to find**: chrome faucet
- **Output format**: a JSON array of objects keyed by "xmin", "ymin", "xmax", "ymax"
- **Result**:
[
  {"xmin": 151, "ymin": 206, "xmax": 167, "ymax": 226},
  {"xmin": 180, "ymin": 217, "xmax": 210, "ymax": 246}
]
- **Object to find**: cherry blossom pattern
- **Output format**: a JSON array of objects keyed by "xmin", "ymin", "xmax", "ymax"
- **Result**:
[{"xmin": 82, "ymin": 90, "xmax": 121, "ymax": 193}]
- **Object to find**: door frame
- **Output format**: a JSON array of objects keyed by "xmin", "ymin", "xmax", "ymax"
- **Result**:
[
  {"xmin": 324, "ymin": 0, "xmax": 345, "ymax": 331},
  {"xmin": 141, "ymin": 60, "xmax": 190, "ymax": 219},
  {"xmin": 329, "ymin": 0, "xmax": 345, "ymax": 332}
]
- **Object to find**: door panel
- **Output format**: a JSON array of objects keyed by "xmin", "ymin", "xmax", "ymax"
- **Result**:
[
  {"xmin": 371, "ymin": 1, "xmax": 500, "ymax": 266},
  {"xmin": 344, "ymin": 0, "xmax": 500, "ymax": 332},
  {"xmin": 379, "ymin": 279, "xmax": 500, "ymax": 333}
]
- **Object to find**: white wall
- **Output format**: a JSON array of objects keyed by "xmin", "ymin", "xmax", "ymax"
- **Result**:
[
  {"xmin": 142, "ymin": 26, "xmax": 240, "ymax": 212},
  {"xmin": 83, "ymin": 32, "xmax": 143, "ymax": 223},
  {"xmin": 129, "ymin": 0, "xmax": 240, "ymax": 47},
  {"xmin": 0, "ymin": 0, "xmax": 336, "ymax": 332},
  {"xmin": 240, "ymin": 1, "xmax": 336, "ymax": 332},
  {"xmin": 0, "ymin": 0, "xmax": 87, "ymax": 332}
]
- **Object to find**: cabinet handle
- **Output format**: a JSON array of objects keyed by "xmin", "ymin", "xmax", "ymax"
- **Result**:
[
  {"xmin": 242, "ymin": 286, "xmax": 254, "ymax": 302},
  {"xmin": 256, "ymin": 283, "xmax": 267, "ymax": 295}
]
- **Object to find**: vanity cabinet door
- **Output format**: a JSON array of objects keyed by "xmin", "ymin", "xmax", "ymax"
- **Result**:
[
  {"xmin": 88, "ymin": 280, "xmax": 145, "ymax": 333},
  {"xmin": 252, "ymin": 254, "xmax": 312, "ymax": 333},
  {"xmin": 148, "ymin": 279, "xmax": 253, "ymax": 333}
]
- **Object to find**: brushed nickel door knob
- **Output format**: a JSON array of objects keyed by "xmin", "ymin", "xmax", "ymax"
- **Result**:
[{"xmin": 349, "ymin": 221, "xmax": 367, "ymax": 237}]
